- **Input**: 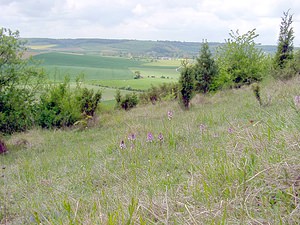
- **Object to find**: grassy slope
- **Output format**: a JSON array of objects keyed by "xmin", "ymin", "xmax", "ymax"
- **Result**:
[{"xmin": 1, "ymin": 77, "xmax": 300, "ymax": 224}]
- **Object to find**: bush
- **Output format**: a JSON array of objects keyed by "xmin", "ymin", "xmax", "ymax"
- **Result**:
[
  {"xmin": 272, "ymin": 50, "xmax": 300, "ymax": 81},
  {"xmin": 36, "ymin": 79, "xmax": 82, "ymax": 128},
  {"xmin": 0, "ymin": 28, "xmax": 45, "ymax": 134},
  {"xmin": 121, "ymin": 93, "xmax": 139, "ymax": 110},
  {"xmin": 115, "ymin": 90, "xmax": 139, "ymax": 110},
  {"xmin": 78, "ymin": 88, "xmax": 102, "ymax": 117},
  {"xmin": 0, "ymin": 138, "xmax": 8, "ymax": 154},
  {"xmin": 139, "ymin": 83, "xmax": 178, "ymax": 105}
]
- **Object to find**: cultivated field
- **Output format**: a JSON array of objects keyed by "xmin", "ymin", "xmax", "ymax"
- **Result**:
[
  {"xmin": 33, "ymin": 52, "xmax": 180, "ymax": 100},
  {"xmin": 1, "ymin": 76, "xmax": 300, "ymax": 224}
]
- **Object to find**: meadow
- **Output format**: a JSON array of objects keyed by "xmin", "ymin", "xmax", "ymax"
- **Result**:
[
  {"xmin": 1, "ymin": 76, "xmax": 299, "ymax": 224},
  {"xmin": 33, "ymin": 52, "xmax": 180, "ymax": 100}
]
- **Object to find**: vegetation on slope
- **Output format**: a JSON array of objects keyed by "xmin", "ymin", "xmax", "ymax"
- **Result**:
[{"xmin": 1, "ymin": 76, "xmax": 300, "ymax": 224}]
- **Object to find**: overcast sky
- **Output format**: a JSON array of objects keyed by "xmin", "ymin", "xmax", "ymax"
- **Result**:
[{"xmin": 1, "ymin": 0, "xmax": 299, "ymax": 45}]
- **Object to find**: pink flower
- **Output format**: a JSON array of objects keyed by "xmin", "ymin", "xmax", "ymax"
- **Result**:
[
  {"xmin": 228, "ymin": 127, "xmax": 234, "ymax": 134},
  {"xmin": 158, "ymin": 133, "xmax": 164, "ymax": 142},
  {"xmin": 167, "ymin": 110, "xmax": 173, "ymax": 120},
  {"xmin": 120, "ymin": 140, "xmax": 126, "ymax": 149},
  {"xmin": 294, "ymin": 96, "xmax": 300, "ymax": 108},
  {"xmin": 128, "ymin": 133, "xmax": 136, "ymax": 141},
  {"xmin": 199, "ymin": 124, "xmax": 206, "ymax": 132},
  {"xmin": 147, "ymin": 132, "xmax": 154, "ymax": 142}
]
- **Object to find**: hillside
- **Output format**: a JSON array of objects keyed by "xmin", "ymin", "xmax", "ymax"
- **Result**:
[
  {"xmin": 24, "ymin": 38, "xmax": 277, "ymax": 58},
  {"xmin": 1, "ymin": 76, "xmax": 300, "ymax": 224}
]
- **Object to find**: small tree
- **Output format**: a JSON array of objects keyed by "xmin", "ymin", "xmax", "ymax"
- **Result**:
[
  {"xmin": 274, "ymin": 10, "xmax": 294, "ymax": 69},
  {"xmin": 215, "ymin": 29, "xmax": 266, "ymax": 89},
  {"xmin": 179, "ymin": 60, "xmax": 194, "ymax": 109},
  {"xmin": 194, "ymin": 41, "xmax": 218, "ymax": 93}
]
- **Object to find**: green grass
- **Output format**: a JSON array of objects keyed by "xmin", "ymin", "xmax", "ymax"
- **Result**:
[
  {"xmin": 34, "ymin": 53, "xmax": 180, "ymax": 86},
  {"xmin": 89, "ymin": 78, "xmax": 177, "ymax": 91},
  {"xmin": 1, "ymin": 76, "xmax": 300, "ymax": 224}
]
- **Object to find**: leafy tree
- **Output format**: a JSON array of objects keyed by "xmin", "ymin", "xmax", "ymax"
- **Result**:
[
  {"xmin": 215, "ymin": 29, "xmax": 266, "ymax": 89},
  {"xmin": 179, "ymin": 60, "xmax": 194, "ymax": 109},
  {"xmin": 0, "ymin": 28, "xmax": 44, "ymax": 133},
  {"xmin": 274, "ymin": 10, "xmax": 294, "ymax": 69},
  {"xmin": 194, "ymin": 41, "xmax": 218, "ymax": 93}
]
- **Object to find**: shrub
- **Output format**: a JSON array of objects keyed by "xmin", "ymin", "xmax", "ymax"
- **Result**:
[
  {"xmin": 139, "ymin": 83, "xmax": 178, "ymax": 105},
  {"xmin": 36, "ymin": 78, "xmax": 82, "ymax": 128},
  {"xmin": 179, "ymin": 60, "xmax": 195, "ymax": 109},
  {"xmin": 78, "ymin": 88, "xmax": 102, "ymax": 117},
  {"xmin": 0, "ymin": 138, "xmax": 7, "ymax": 154},
  {"xmin": 272, "ymin": 50, "xmax": 300, "ymax": 81},
  {"xmin": 0, "ymin": 28, "xmax": 44, "ymax": 134},
  {"xmin": 121, "ymin": 93, "xmax": 139, "ymax": 110},
  {"xmin": 115, "ymin": 90, "xmax": 139, "ymax": 110}
]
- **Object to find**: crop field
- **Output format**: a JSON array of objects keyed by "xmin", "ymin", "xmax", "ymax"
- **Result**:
[{"xmin": 34, "ymin": 52, "xmax": 181, "ymax": 99}]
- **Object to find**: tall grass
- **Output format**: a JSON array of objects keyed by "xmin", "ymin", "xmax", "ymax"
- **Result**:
[{"xmin": 1, "ymin": 76, "xmax": 299, "ymax": 224}]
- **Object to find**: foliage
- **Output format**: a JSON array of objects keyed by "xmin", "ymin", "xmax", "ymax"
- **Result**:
[
  {"xmin": 179, "ymin": 60, "xmax": 194, "ymax": 109},
  {"xmin": 115, "ymin": 90, "xmax": 139, "ymax": 110},
  {"xmin": 215, "ymin": 29, "xmax": 267, "ymax": 89},
  {"xmin": 36, "ymin": 78, "xmax": 102, "ymax": 129},
  {"xmin": 0, "ymin": 28, "xmax": 44, "ymax": 134},
  {"xmin": 251, "ymin": 83, "xmax": 262, "ymax": 106},
  {"xmin": 77, "ymin": 88, "xmax": 102, "ymax": 117},
  {"xmin": 0, "ymin": 138, "xmax": 7, "ymax": 154},
  {"xmin": 133, "ymin": 71, "xmax": 142, "ymax": 79},
  {"xmin": 115, "ymin": 89, "xmax": 122, "ymax": 108},
  {"xmin": 36, "ymin": 78, "xmax": 82, "ymax": 128},
  {"xmin": 274, "ymin": 10, "xmax": 294, "ymax": 69},
  {"xmin": 194, "ymin": 41, "xmax": 218, "ymax": 93},
  {"xmin": 139, "ymin": 83, "xmax": 178, "ymax": 104}
]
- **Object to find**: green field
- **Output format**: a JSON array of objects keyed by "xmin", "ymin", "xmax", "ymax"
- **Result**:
[
  {"xmin": 89, "ymin": 77, "xmax": 177, "ymax": 91},
  {"xmin": 35, "ymin": 53, "xmax": 180, "ymax": 81},
  {"xmin": 34, "ymin": 52, "xmax": 181, "ymax": 99}
]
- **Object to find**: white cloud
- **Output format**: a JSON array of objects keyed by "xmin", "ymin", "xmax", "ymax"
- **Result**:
[{"xmin": 0, "ymin": 0, "xmax": 299, "ymax": 45}]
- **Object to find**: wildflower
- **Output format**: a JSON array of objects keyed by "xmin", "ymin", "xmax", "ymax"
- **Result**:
[
  {"xmin": 294, "ymin": 96, "xmax": 300, "ymax": 108},
  {"xmin": 158, "ymin": 133, "xmax": 164, "ymax": 142},
  {"xmin": 120, "ymin": 140, "xmax": 126, "ymax": 149},
  {"xmin": 167, "ymin": 110, "xmax": 173, "ymax": 120},
  {"xmin": 228, "ymin": 127, "xmax": 234, "ymax": 134},
  {"xmin": 213, "ymin": 133, "xmax": 219, "ymax": 138},
  {"xmin": 128, "ymin": 133, "xmax": 136, "ymax": 141},
  {"xmin": 199, "ymin": 124, "xmax": 206, "ymax": 132},
  {"xmin": 147, "ymin": 132, "xmax": 154, "ymax": 142}
]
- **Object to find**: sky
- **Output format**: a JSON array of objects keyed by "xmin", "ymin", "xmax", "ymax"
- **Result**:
[{"xmin": 1, "ymin": 0, "xmax": 300, "ymax": 45}]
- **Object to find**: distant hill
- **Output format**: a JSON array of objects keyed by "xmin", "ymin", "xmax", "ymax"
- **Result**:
[{"xmin": 23, "ymin": 38, "xmax": 277, "ymax": 58}]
